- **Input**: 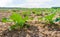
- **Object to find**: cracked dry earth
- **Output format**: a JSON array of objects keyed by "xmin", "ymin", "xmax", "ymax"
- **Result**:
[{"xmin": 0, "ymin": 12, "xmax": 60, "ymax": 37}]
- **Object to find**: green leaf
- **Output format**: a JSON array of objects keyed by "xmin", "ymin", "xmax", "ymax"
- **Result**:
[
  {"xmin": 10, "ymin": 12, "xmax": 24, "ymax": 23},
  {"xmin": 9, "ymin": 12, "xmax": 29, "ymax": 30},
  {"xmin": 44, "ymin": 12, "xmax": 56, "ymax": 21},
  {"xmin": 2, "ymin": 18, "xmax": 9, "ymax": 22},
  {"xmin": 9, "ymin": 25, "xmax": 17, "ymax": 30},
  {"xmin": 54, "ymin": 17, "xmax": 60, "ymax": 22},
  {"xmin": 24, "ymin": 16, "xmax": 29, "ymax": 21}
]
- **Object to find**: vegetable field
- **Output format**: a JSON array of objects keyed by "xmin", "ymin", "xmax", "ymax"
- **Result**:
[{"xmin": 0, "ymin": 8, "xmax": 60, "ymax": 37}]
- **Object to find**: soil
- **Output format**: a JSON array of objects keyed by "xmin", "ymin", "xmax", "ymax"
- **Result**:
[{"xmin": 0, "ymin": 12, "xmax": 60, "ymax": 37}]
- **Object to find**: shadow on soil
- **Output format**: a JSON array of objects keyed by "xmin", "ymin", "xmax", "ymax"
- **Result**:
[
  {"xmin": 46, "ymin": 24, "xmax": 60, "ymax": 31},
  {"xmin": 1, "ymin": 25, "xmax": 39, "ymax": 37}
]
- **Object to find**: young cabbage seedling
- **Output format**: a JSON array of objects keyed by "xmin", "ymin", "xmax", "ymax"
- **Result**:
[
  {"xmin": 2, "ymin": 12, "xmax": 29, "ymax": 30},
  {"xmin": 43, "ymin": 12, "xmax": 56, "ymax": 27}
]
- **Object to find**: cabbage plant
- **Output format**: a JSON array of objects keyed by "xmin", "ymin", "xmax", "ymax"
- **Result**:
[{"xmin": 2, "ymin": 12, "xmax": 29, "ymax": 30}]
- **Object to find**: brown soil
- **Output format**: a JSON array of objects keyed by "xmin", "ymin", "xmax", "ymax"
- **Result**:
[{"xmin": 0, "ymin": 12, "xmax": 60, "ymax": 37}]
